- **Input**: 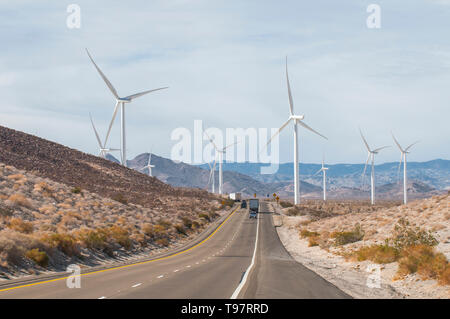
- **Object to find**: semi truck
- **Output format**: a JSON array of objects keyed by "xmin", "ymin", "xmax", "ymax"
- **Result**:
[
  {"xmin": 248, "ymin": 198, "xmax": 259, "ymax": 218},
  {"xmin": 229, "ymin": 192, "xmax": 242, "ymax": 202}
]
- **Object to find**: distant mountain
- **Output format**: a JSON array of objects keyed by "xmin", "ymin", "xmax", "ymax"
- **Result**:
[
  {"xmin": 198, "ymin": 159, "xmax": 450, "ymax": 191},
  {"xmin": 123, "ymin": 153, "xmax": 321, "ymax": 197}
]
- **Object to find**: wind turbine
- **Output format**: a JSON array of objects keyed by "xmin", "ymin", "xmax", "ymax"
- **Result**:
[
  {"xmin": 143, "ymin": 152, "xmax": 155, "ymax": 177},
  {"xmin": 86, "ymin": 49, "xmax": 168, "ymax": 167},
  {"xmin": 315, "ymin": 155, "xmax": 329, "ymax": 201},
  {"xmin": 391, "ymin": 132, "xmax": 419, "ymax": 205},
  {"xmin": 265, "ymin": 57, "xmax": 327, "ymax": 205},
  {"xmin": 206, "ymin": 159, "xmax": 217, "ymax": 193},
  {"xmin": 360, "ymin": 129, "xmax": 390, "ymax": 205},
  {"xmin": 203, "ymin": 130, "xmax": 238, "ymax": 195},
  {"xmin": 89, "ymin": 113, "xmax": 120, "ymax": 159}
]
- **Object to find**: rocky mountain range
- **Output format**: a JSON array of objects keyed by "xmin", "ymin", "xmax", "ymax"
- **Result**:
[
  {"xmin": 109, "ymin": 152, "xmax": 448, "ymax": 200},
  {"xmin": 198, "ymin": 160, "xmax": 450, "ymax": 191}
]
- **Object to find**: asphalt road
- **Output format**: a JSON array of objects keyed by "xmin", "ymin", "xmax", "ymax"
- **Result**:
[{"xmin": 0, "ymin": 202, "xmax": 350, "ymax": 299}]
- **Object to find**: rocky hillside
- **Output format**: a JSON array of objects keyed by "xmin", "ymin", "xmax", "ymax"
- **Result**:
[
  {"xmin": 0, "ymin": 163, "xmax": 224, "ymax": 278},
  {"xmin": 0, "ymin": 125, "xmax": 215, "ymax": 209}
]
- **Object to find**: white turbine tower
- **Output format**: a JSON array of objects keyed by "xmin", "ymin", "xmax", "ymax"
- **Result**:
[
  {"xmin": 391, "ymin": 132, "xmax": 419, "ymax": 205},
  {"xmin": 315, "ymin": 155, "xmax": 329, "ymax": 201},
  {"xmin": 86, "ymin": 49, "xmax": 168, "ymax": 167},
  {"xmin": 89, "ymin": 113, "xmax": 120, "ymax": 158},
  {"xmin": 360, "ymin": 129, "xmax": 390, "ymax": 205},
  {"xmin": 265, "ymin": 57, "xmax": 327, "ymax": 205},
  {"xmin": 143, "ymin": 152, "xmax": 155, "ymax": 177},
  {"xmin": 203, "ymin": 130, "xmax": 238, "ymax": 195}
]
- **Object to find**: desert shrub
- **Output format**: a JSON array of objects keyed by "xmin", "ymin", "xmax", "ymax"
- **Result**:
[
  {"xmin": 142, "ymin": 224, "xmax": 154, "ymax": 237},
  {"xmin": 157, "ymin": 219, "xmax": 172, "ymax": 229},
  {"xmin": 353, "ymin": 241, "xmax": 399, "ymax": 264},
  {"xmin": 42, "ymin": 233, "xmax": 79, "ymax": 257},
  {"xmin": 181, "ymin": 216, "xmax": 193, "ymax": 229},
  {"xmin": 300, "ymin": 229, "xmax": 320, "ymax": 238},
  {"xmin": 221, "ymin": 198, "xmax": 235, "ymax": 208},
  {"xmin": 397, "ymin": 245, "xmax": 449, "ymax": 284},
  {"xmin": 332, "ymin": 224, "xmax": 365, "ymax": 246},
  {"xmin": 0, "ymin": 237, "xmax": 23, "ymax": 266},
  {"xmin": 76, "ymin": 228, "xmax": 108, "ymax": 250},
  {"xmin": 209, "ymin": 211, "xmax": 219, "ymax": 220},
  {"xmin": 0, "ymin": 206, "xmax": 13, "ymax": 218},
  {"xmin": 8, "ymin": 193, "xmax": 33, "ymax": 209},
  {"xmin": 174, "ymin": 224, "xmax": 187, "ymax": 235},
  {"xmin": 198, "ymin": 213, "xmax": 210, "ymax": 222},
  {"xmin": 308, "ymin": 236, "xmax": 320, "ymax": 247},
  {"xmin": 287, "ymin": 206, "xmax": 303, "ymax": 216},
  {"xmin": 392, "ymin": 218, "xmax": 438, "ymax": 250},
  {"xmin": 7, "ymin": 174, "xmax": 25, "ymax": 181},
  {"xmin": 152, "ymin": 224, "xmax": 167, "ymax": 239},
  {"xmin": 279, "ymin": 201, "xmax": 293, "ymax": 208},
  {"xmin": 71, "ymin": 187, "xmax": 82, "ymax": 194},
  {"xmin": 25, "ymin": 248, "xmax": 49, "ymax": 267},
  {"xmin": 107, "ymin": 225, "xmax": 132, "ymax": 250},
  {"xmin": 111, "ymin": 193, "xmax": 127, "ymax": 205},
  {"xmin": 155, "ymin": 238, "xmax": 169, "ymax": 247},
  {"xmin": 8, "ymin": 217, "xmax": 34, "ymax": 234}
]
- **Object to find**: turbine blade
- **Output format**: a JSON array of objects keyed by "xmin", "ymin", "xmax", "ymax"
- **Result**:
[
  {"xmin": 362, "ymin": 153, "xmax": 370, "ymax": 184},
  {"xmin": 373, "ymin": 146, "xmax": 390, "ymax": 153},
  {"xmin": 89, "ymin": 113, "xmax": 103, "ymax": 148},
  {"xmin": 104, "ymin": 101, "xmax": 120, "ymax": 146},
  {"xmin": 203, "ymin": 130, "xmax": 219, "ymax": 151},
  {"xmin": 405, "ymin": 141, "xmax": 419, "ymax": 152},
  {"xmin": 86, "ymin": 48, "xmax": 119, "ymax": 99},
  {"xmin": 297, "ymin": 120, "xmax": 328, "ymax": 140},
  {"xmin": 286, "ymin": 56, "xmax": 294, "ymax": 116},
  {"xmin": 261, "ymin": 118, "xmax": 292, "ymax": 153},
  {"xmin": 397, "ymin": 153, "xmax": 403, "ymax": 184},
  {"xmin": 223, "ymin": 140, "xmax": 240, "ymax": 151},
  {"xmin": 124, "ymin": 87, "xmax": 169, "ymax": 100},
  {"xmin": 391, "ymin": 132, "xmax": 404, "ymax": 152},
  {"xmin": 359, "ymin": 128, "xmax": 371, "ymax": 152},
  {"xmin": 314, "ymin": 168, "xmax": 323, "ymax": 175}
]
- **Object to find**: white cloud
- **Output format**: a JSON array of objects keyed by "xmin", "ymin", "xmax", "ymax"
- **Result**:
[{"xmin": 0, "ymin": 0, "xmax": 449, "ymax": 164}]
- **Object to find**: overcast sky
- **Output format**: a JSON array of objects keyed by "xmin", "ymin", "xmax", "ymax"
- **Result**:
[{"xmin": 0, "ymin": 0, "xmax": 449, "ymax": 164}]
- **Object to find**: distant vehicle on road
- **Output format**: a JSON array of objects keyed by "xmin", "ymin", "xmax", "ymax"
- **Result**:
[
  {"xmin": 249, "ymin": 198, "xmax": 259, "ymax": 218},
  {"xmin": 229, "ymin": 192, "xmax": 241, "ymax": 201},
  {"xmin": 241, "ymin": 200, "xmax": 247, "ymax": 208}
]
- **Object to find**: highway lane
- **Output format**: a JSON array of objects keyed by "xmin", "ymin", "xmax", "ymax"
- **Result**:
[
  {"xmin": 0, "ymin": 206, "xmax": 255, "ymax": 299},
  {"xmin": 239, "ymin": 202, "xmax": 350, "ymax": 299},
  {"xmin": 0, "ymin": 201, "xmax": 350, "ymax": 299}
]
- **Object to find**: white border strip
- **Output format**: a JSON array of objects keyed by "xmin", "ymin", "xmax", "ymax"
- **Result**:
[{"xmin": 230, "ymin": 213, "xmax": 260, "ymax": 299}]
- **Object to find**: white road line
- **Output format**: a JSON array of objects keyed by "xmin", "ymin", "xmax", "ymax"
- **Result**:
[
  {"xmin": 230, "ymin": 214, "xmax": 260, "ymax": 299},
  {"xmin": 98, "ymin": 296, "xmax": 106, "ymax": 299},
  {"xmin": 174, "ymin": 269, "xmax": 179, "ymax": 272},
  {"xmin": 132, "ymin": 283, "xmax": 142, "ymax": 288},
  {"xmin": 157, "ymin": 275, "xmax": 164, "ymax": 278},
  {"xmin": 186, "ymin": 265, "xmax": 191, "ymax": 268},
  {"xmin": 196, "ymin": 262, "xmax": 199, "ymax": 265}
]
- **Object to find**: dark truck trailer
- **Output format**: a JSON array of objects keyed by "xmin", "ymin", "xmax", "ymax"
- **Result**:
[{"xmin": 248, "ymin": 198, "xmax": 259, "ymax": 218}]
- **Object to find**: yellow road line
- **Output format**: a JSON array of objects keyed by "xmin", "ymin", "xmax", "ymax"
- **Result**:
[{"xmin": 0, "ymin": 206, "xmax": 240, "ymax": 293}]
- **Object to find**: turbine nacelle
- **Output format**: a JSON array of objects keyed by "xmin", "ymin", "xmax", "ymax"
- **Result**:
[{"xmin": 290, "ymin": 115, "xmax": 304, "ymax": 121}]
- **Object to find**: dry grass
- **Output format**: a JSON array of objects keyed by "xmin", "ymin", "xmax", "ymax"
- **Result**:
[
  {"xmin": 8, "ymin": 193, "xmax": 33, "ymax": 209},
  {"xmin": 7, "ymin": 217, "xmax": 34, "ymax": 234},
  {"xmin": 0, "ymin": 163, "xmax": 223, "ymax": 274}
]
